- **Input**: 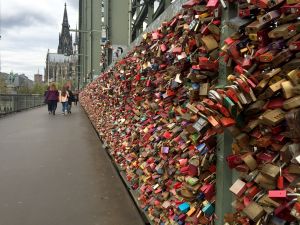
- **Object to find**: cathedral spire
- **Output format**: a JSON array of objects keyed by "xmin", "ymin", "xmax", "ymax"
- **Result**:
[
  {"xmin": 63, "ymin": 3, "xmax": 69, "ymax": 27},
  {"xmin": 58, "ymin": 3, "xmax": 73, "ymax": 55},
  {"xmin": 75, "ymin": 24, "xmax": 79, "ymax": 45}
]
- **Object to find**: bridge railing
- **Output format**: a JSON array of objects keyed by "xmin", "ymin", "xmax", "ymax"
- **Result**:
[{"xmin": 0, "ymin": 94, "xmax": 45, "ymax": 116}]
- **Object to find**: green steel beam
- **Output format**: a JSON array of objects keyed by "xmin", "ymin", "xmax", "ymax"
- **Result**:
[
  {"xmin": 108, "ymin": 0, "xmax": 130, "ymax": 46},
  {"xmin": 153, "ymin": 0, "xmax": 165, "ymax": 21},
  {"xmin": 147, "ymin": 0, "xmax": 154, "ymax": 24},
  {"xmin": 164, "ymin": 0, "xmax": 172, "ymax": 8},
  {"xmin": 105, "ymin": 0, "xmax": 130, "ymax": 66},
  {"xmin": 91, "ymin": 0, "xmax": 102, "ymax": 79},
  {"xmin": 78, "ymin": 0, "xmax": 102, "ymax": 86},
  {"xmin": 215, "ymin": 4, "xmax": 237, "ymax": 225},
  {"xmin": 86, "ymin": 0, "xmax": 91, "ymax": 81}
]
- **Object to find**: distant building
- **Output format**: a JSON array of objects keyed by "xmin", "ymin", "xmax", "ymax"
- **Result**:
[
  {"xmin": 13, "ymin": 73, "xmax": 34, "ymax": 89},
  {"xmin": 34, "ymin": 74, "xmax": 43, "ymax": 83},
  {"xmin": 0, "ymin": 72, "xmax": 9, "ymax": 84},
  {"xmin": 57, "ymin": 3, "xmax": 73, "ymax": 56},
  {"xmin": 45, "ymin": 3, "xmax": 78, "ymax": 88},
  {"xmin": 0, "ymin": 72, "xmax": 34, "ymax": 94},
  {"xmin": 0, "ymin": 72, "xmax": 9, "ymax": 93},
  {"xmin": 45, "ymin": 53, "xmax": 77, "ymax": 86}
]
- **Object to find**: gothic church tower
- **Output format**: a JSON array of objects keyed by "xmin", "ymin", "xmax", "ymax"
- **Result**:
[{"xmin": 57, "ymin": 3, "xmax": 73, "ymax": 55}]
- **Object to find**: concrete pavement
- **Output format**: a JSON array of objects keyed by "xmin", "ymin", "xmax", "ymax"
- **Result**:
[{"xmin": 0, "ymin": 105, "xmax": 145, "ymax": 225}]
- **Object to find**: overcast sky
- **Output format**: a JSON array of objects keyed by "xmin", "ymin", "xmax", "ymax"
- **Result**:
[{"xmin": 0, "ymin": 0, "xmax": 79, "ymax": 80}]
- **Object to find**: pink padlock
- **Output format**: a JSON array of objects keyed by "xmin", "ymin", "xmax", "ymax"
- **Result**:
[
  {"xmin": 178, "ymin": 158, "xmax": 188, "ymax": 167},
  {"xmin": 268, "ymin": 190, "xmax": 287, "ymax": 198},
  {"xmin": 206, "ymin": 0, "xmax": 219, "ymax": 9}
]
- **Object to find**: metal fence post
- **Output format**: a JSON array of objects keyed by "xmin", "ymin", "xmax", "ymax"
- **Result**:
[
  {"xmin": 0, "ymin": 94, "xmax": 44, "ymax": 115},
  {"xmin": 215, "ymin": 3, "xmax": 237, "ymax": 225}
]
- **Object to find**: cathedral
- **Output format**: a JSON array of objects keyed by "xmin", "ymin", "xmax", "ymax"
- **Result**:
[{"xmin": 44, "ymin": 3, "xmax": 78, "ymax": 89}]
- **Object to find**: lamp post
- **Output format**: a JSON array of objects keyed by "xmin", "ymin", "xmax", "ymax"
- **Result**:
[
  {"xmin": 69, "ymin": 29, "xmax": 101, "ymax": 33},
  {"xmin": 75, "ymin": 53, "xmax": 87, "ymax": 90},
  {"xmin": 69, "ymin": 27, "xmax": 106, "ymax": 87},
  {"xmin": 47, "ymin": 49, "xmax": 50, "ymax": 86}
]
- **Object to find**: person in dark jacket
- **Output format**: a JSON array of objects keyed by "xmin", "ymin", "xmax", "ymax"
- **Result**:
[
  {"xmin": 66, "ymin": 86, "xmax": 74, "ymax": 114},
  {"xmin": 45, "ymin": 83, "xmax": 59, "ymax": 115},
  {"xmin": 44, "ymin": 86, "xmax": 51, "ymax": 114},
  {"xmin": 73, "ymin": 91, "xmax": 79, "ymax": 106}
]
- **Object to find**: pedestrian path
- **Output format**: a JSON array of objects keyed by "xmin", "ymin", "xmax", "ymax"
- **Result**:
[{"xmin": 0, "ymin": 105, "xmax": 145, "ymax": 225}]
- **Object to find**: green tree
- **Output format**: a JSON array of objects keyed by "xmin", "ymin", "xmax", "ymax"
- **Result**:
[
  {"xmin": 56, "ymin": 82, "xmax": 64, "ymax": 90},
  {"xmin": 31, "ymin": 83, "xmax": 47, "ymax": 95},
  {"xmin": 18, "ymin": 86, "xmax": 31, "ymax": 94},
  {"xmin": 0, "ymin": 77, "xmax": 7, "ymax": 93}
]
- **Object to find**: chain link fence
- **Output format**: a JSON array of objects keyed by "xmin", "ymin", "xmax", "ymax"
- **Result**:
[{"xmin": 0, "ymin": 94, "xmax": 45, "ymax": 116}]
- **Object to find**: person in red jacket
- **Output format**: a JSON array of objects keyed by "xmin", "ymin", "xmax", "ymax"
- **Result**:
[{"xmin": 45, "ymin": 83, "xmax": 59, "ymax": 115}]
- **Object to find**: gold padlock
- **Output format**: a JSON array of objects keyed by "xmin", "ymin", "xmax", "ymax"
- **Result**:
[
  {"xmin": 261, "ymin": 164, "xmax": 280, "ymax": 179},
  {"xmin": 283, "ymin": 96, "xmax": 300, "ymax": 110},
  {"xmin": 243, "ymin": 202, "xmax": 266, "ymax": 222},
  {"xmin": 281, "ymin": 80, "xmax": 295, "ymax": 99},
  {"xmin": 200, "ymin": 35, "xmax": 218, "ymax": 52},
  {"xmin": 260, "ymin": 109, "xmax": 285, "ymax": 126},
  {"xmin": 287, "ymin": 69, "xmax": 300, "ymax": 85},
  {"xmin": 242, "ymin": 154, "xmax": 257, "ymax": 171},
  {"xmin": 265, "ymin": 79, "xmax": 286, "ymax": 97}
]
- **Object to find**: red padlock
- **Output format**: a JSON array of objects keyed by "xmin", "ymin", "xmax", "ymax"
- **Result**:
[
  {"xmin": 206, "ymin": 0, "xmax": 219, "ymax": 9},
  {"xmin": 289, "ymin": 41, "xmax": 300, "ymax": 51}
]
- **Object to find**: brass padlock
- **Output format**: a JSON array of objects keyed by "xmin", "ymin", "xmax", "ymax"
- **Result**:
[
  {"xmin": 261, "ymin": 164, "xmax": 280, "ymax": 180},
  {"xmin": 281, "ymin": 80, "xmax": 296, "ymax": 99},
  {"xmin": 243, "ymin": 202, "xmax": 266, "ymax": 222},
  {"xmin": 260, "ymin": 109, "xmax": 285, "ymax": 126}
]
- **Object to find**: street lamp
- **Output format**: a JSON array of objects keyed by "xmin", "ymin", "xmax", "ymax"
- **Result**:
[
  {"xmin": 69, "ymin": 29, "xmax": 102, "ymax": 33},
  {"xmin": 69, "ymin": 27, "xmax": 107, "ymax": 87},
  {"xmin": 47, "ymin": 49, "xmax": 50, "ymax": 86},
  {"xmin": 74, "ymin": 54, "xmax": 87, "ymax": 90}
]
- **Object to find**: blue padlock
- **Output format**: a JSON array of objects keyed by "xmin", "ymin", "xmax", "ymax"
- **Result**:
[
  {"xmin": 143, "ymin": 205, "xmax": 150, "ymax": 211},
  {"xmin": 202, "ymin": 203, "xmax": 215, "ymax": 217},
  {"xmin": 192, "ymin": 83, "xmax": 200, "ymax": 90},
  {"xmin": 173, "ymin": 215, "xmax": 179, "ymax": 222},
  {"xmin": 178, "ymin": 202, "xmax": 190, "ymax": 213},
  {"xmin": 157, "ymin": 168, "xmax": 164, "ymax": 175},
  {"xmin": 196, "ymin": 192, "xmax": 205, "ymax": 201}
]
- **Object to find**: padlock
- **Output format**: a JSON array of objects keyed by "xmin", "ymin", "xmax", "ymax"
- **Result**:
[
  {"xmin": 200, "ymin": 35, "xmax": 219, "ymax": 52},
  {"xmin": 230, "ymin": 179, "xmax": 247, "ymax": 196},
  {"xmin": 242, "ymin": 154, "xmax": 257, "ymax": 171},
  {"xmin": 261, "ymin": 163, "xmax": 280, "ymax": 180},
  {"xmin": 242, "ymin": 201, "xmax": 266, "ymax": 222},
  {"xmin": 283, "ymin": 95, "xmax": 300, "ymax": 110},
  {"xmin": 246, "ymin": 20, "xmax": 267, "ymax": 34},
  {"xmin": 260, "ymin": 109, "xmax": 286, "ymax": 126},
  {"xmin": 290, "ymin": 202, "xmax": 300, "ymax": 220}
]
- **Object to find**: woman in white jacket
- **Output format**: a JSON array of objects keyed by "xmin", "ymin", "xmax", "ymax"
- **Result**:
[{"xmin": 59, "ymin": 86, "xmax": 69, "ymax": 115}]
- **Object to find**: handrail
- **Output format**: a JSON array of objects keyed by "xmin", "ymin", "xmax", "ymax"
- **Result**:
[{"xmin": 0, "ymin": 94, "xmax": 45, "ymax": 116}]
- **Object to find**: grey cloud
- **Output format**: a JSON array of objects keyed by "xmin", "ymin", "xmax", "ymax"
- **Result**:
[
  {"xmin": 2, "ymin": 25, "xmax": 58, "ymax": 51},
  {"xmin": 2, "ymin": 11, "xmax": 55, "ymax": 29},
  {"xmin": 4, "ymin": 37, "xmax": 57, "ymax": 51},
  {"xmin": 67, "ymin": 0, "xmax": 79, "ymax": 9},
  {"xmin": 1, "ymin": 0, "xmax": 79, "ymax": 79}
]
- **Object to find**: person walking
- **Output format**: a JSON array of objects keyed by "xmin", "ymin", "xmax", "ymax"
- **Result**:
[
  {"xmin": 66, "ymin": 86, "xmax": 74, "ymax": 114},
  {"xmin": 59, "ymin": 86, "xmax": 69, "ymax": 115},
  {"xmin": 74, "ymin": 91, "xmax": 79, "ymax": 106},
  {"xmin": 45, "ymin": 83, "xmax": 59, "ymax": 115},
  {"xmin": 44, "ymin": 86, "xmax": 51, "ymax": 114}
]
